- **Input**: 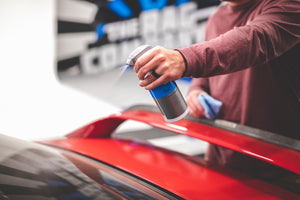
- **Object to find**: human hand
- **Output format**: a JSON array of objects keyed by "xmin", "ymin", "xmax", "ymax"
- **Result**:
[
  {"xmin": 133, "ymin": 46, "xmax": 186, "ymax": 90},
  {"xmin": 186, "ymin": 89, "xmax": 207, "ymax": 118}
]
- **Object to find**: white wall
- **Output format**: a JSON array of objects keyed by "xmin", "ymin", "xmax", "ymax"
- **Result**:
[{"xmin": 0, "ymin": 0, "xmax": 118, "ymax": 140}]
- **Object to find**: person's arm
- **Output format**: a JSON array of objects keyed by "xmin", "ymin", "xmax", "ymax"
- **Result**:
[
  {"xmin": 134, "ymin": 0, "xmax": 300, "ymax": 90},
  {"xmin": 180, "ymin": 0, "xmax": 300, "ymax": 77}
]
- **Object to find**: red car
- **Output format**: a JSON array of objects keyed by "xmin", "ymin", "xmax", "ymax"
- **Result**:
[{"xmin": 1, "ymin": 105, "xmax": 299, "ymax": 199}]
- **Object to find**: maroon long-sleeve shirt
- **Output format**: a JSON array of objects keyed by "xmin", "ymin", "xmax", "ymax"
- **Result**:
[
  {"xmin": 179, "ymin": 0, "xmax": 300, "ymax": 138},
  {"xmin": 178, "ymin": 0, "xmax": 300, "ymax": 171}
]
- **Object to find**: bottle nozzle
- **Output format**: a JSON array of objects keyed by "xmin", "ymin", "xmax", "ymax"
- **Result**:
[{"xmin": 126, "ymin": 45, "xmax": 153, "ymax": 67}]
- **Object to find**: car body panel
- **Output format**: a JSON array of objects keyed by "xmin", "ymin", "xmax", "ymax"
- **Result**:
[
  {"xmin": 64, "ymin": 107, "xmax": 300, "ymax": 175},
  {"xmin": 40, "ymin": 106, "xmax": 300, "ymax": 199},
  {"xmin": 42, "ymin": 138, "xmax": 299, "ymax": 200}
]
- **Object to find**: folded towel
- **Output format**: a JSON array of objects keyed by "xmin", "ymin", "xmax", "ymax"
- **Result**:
[{"xmin": 198, "ymin": 93, "xmax": 222, "ymax": 120}]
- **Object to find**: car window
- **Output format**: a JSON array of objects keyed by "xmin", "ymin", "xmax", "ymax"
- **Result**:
[
  {"xmin": 61, "ymin": 150, "xmax": 182, "ymax": 200},
  {"xmin": 0, "ymin": 137, "xmax": 182, "ymax": 200}
]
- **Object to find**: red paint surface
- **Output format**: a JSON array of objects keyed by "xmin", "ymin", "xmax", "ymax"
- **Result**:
[
  {"xmin": 66, "ymin": 109, "xmax": 300, "ymax": 175},
  {"xmin": 42, "ymin": 138, "xmax": 299, "ymax": 199},
  {"xmin": 41, "ymin": 109, "xmax": 300, "ymax": 199}
]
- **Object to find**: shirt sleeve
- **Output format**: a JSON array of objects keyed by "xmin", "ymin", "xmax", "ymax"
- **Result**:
[
  {"xmin": 188, "ymin": 77, "xmax": 210, "ymax": 94},
  {"xmin": 179, "ymin": 0, "xmax": 300, "ymax": 78}
]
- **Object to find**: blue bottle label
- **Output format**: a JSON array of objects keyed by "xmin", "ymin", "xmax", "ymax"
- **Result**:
[{"xmin": 150, "ymin": 81, "xmax": 177, "ymax": 99}]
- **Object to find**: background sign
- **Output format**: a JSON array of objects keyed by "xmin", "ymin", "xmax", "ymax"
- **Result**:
[{"xmin": 57, "ymin": 0, "xmax": 220, "ymax": 76}]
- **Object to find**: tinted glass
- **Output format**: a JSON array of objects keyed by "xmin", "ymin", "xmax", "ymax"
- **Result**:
[{"xmin": 0, "ymin": 134, "xmax": 180, "ymax": 200}]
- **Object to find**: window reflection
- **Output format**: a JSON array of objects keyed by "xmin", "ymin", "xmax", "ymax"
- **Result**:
[{"xmin": 0, "ymin": 147, "xmax": 177, "ymax": 200}]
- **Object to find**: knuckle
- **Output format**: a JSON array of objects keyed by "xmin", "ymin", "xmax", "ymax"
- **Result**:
[
  {"xmin": 156, "ymin": 54, "xmax": 166, "ymax": 62},
  {"xmin": 135, "ymin": 59, "xmax": 142, "ymax": 68},
  {"xmin": 140, "ymin": 67, "xmax": 148, "ymax": 75},
  {"xmin": 164, "ymin": 73, "xmax": 172, "ymax": 80},
  {"xmin": 153, "ymin": 46, "xmax": 162, "ymax": 54},
  {"xmin": 161, "ymin": 63, "xmax": 170, "ymax": 70}
]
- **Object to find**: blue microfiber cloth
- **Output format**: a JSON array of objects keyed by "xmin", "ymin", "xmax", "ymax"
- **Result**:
[{"xmin": 198, "ymin": 93, "xmax": 223, "ymax": 120}]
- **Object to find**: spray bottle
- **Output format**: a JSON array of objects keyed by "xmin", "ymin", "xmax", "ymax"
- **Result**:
[{"xmin": 127, "ymin": 45, "xmax": 189, "ymax": 122}]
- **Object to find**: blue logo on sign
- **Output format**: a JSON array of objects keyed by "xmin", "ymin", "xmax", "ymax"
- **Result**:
[{"xmin": 96, "ymin": 0, "xmax": 191, "ymax": 40}]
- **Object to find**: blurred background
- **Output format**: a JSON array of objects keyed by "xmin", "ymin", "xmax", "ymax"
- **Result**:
[{"xmin": 0, "ymin": 0, "xmax": 219, "ymax": 153}]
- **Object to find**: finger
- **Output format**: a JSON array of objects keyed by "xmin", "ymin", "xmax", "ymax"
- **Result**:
[
  {"xmin": 189, "ymin": 105, "xmax": 204, "ymax": 118},
  {"xmin": 143, "ymin": 70, "xmax": 160, "ymax": 80},
  {"xmin": 136, "ymin": 50, "xmax": 166, "ymax": 80},
  {"xmin": 187, "ymin": 99, "xmax": 200, "ymax": 117},
  {"xmin": 136, "ymin": 61, "xmax": 156, "ymax": 80},
  {"xmin": 133, "ymin": 48, "xmax": 156, "ymax": 74},
  {"xmin": 192, "ymin": 97, "xmax": 204, "ymax": 114},
  {"xmin": 151, "ymin": 70, "xmax": 161, "ymax": 78},
  {"xmin": 144, "ymin": 74, "xmax": 171, "ymax": 90},
  {"xmin": 186, "ymin": 100, "xmax": 197, "ymax": 116},
  {"xmin": 187, "ymin": 95, "xmax": 205, "ymax": 118},
  {"xmin": 133, "ymin": 49, "xmax": 154, "ymax": 73},
  {"xmin": 139, "ymin": 73, "xmax": 157, "ymax": 87},
  {"xmin": 191, "ymin": 96, "xmax": 205, "ymax": 117}
]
